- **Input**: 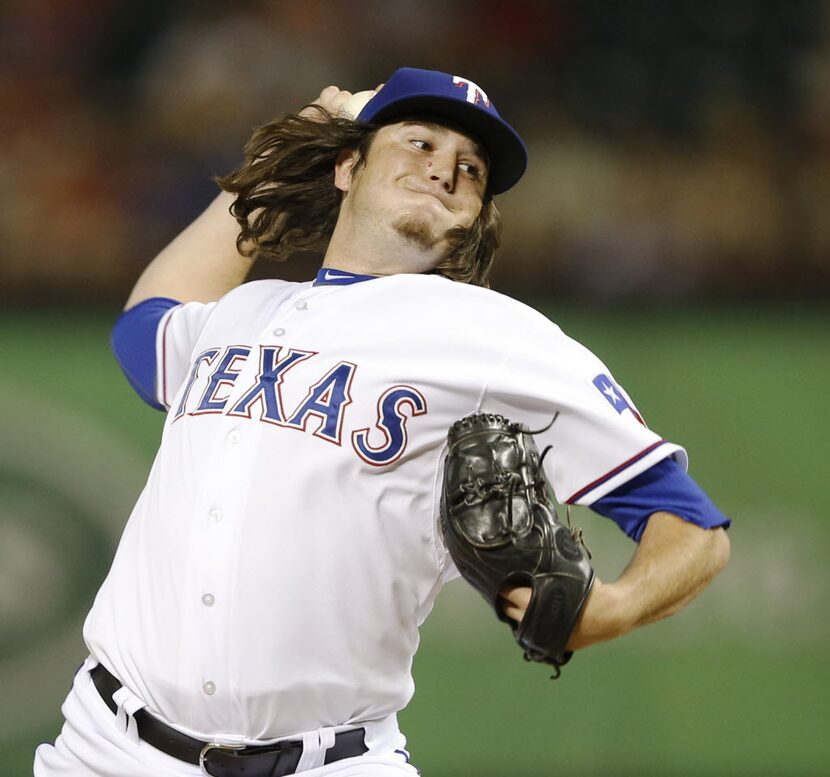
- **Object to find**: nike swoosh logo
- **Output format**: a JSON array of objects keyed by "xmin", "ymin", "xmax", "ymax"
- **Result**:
[{"xmin": 323, "ymin": 270, "xmax": 354, "ymax": 281}]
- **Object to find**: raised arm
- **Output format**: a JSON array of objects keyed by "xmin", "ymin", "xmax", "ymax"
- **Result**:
[
  {"xmin": 124, "ymin": 86, "xmax": 373, "ymax": 311},
  {"xmin": 124, "ymin": 191, "xmax": 252, "ymax": 309},
  {"xmin": 501, "ymin": 512, "xmax": 730, "ymax": 650}
]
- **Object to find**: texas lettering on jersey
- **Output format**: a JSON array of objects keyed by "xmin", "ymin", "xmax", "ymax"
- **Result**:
[{"xmin": 171, "ymin": 344, "xmax": 427, "ymax": 466}]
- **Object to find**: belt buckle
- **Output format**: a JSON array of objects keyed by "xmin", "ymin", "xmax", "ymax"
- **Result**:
[{"xmin": 199, "ymin": 742, "xmax": 246, "ymax": 776}]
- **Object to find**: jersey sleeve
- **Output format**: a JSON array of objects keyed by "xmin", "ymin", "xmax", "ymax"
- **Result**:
[
  {"xmin": 111, "ymin": 297, "xmax": 215, "ymax": 410},
  {"xmin": 480, "ymin": 316, "xmax": 687, "ymax": 506},
  {"xmin": 591, "ymin": 457, "xmax": 731, "ymax": 541}
]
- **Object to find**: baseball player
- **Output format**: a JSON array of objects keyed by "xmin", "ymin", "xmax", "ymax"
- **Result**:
[{"xmin": 35, "ymin": 67, "xmax": 730, "ymax": 777}]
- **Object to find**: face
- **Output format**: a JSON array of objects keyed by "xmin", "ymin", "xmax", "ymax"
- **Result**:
[{"xmin": 334, "ymin": 120, "xmax": 489, "ymax": 270}]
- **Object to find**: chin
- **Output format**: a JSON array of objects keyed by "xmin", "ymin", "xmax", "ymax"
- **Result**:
[{"xmin": 391, "ymin": 212, "xmax": 444, "ymax": 252}]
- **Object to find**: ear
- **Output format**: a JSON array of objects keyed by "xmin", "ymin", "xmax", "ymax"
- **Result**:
[{"xmin": 334, "ymin": 148, "xmax": 360, "ymax": 194}]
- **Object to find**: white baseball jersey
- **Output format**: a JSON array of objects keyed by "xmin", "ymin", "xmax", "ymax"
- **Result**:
[{"xmin": 84, "ymin": 272, "xmax": 686, "ymax": 742}]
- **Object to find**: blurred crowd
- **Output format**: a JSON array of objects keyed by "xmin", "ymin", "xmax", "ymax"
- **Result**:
[{"xmin": 2, "ymin": 0, "xmax": 828, "ymax": 304}]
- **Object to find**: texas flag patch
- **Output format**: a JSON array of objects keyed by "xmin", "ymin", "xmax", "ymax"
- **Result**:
[{"xmin": 592, "ymin": 374, "xmax": 645, "ymax": 424}]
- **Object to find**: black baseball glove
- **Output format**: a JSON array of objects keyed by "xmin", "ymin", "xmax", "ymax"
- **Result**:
[{"xmin": 440, "ymin": 412, "xmax": 594, "ymax": 677}]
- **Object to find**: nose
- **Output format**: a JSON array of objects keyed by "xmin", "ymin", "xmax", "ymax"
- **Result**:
[{"xmin": 427, "ymin": 153, "xmax": 455, "ymax": 192}]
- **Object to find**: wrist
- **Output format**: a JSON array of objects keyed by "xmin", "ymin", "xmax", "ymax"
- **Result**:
[{"xmin": 567, "ymin": 579, "xmax": 634, "ymax": 650}]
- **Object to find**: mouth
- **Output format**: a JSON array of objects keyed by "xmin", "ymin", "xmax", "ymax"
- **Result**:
[{"xmin": 404, "ymin": 185, "xmax": 452, "ymax": 212}]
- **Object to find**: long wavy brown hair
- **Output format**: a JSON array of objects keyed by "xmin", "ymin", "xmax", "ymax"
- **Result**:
[{"xmin": 218, "ymin": 108, "xmax": 502, "ymax": 287}]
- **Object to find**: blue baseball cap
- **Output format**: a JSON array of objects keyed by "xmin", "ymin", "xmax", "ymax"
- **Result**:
[{"xmin": 357, "ymin": 67, "xmax": 527, "ymax": 194}]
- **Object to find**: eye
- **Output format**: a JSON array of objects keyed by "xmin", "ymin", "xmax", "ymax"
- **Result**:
[
  {"xmin": 458, "ymin": 161, "xmax": 481, "ymax": 180},
  {"xmin": 409, "ymin": 138, "xmax": 431, "ymax": 150}
]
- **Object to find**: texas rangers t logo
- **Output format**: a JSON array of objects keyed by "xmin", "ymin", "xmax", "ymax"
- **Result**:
[{"xmin": 452, "ymin": 76, "xmax": 490, "ymax": 107}]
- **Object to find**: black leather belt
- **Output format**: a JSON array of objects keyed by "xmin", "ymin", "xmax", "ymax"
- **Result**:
[{"xmin": 89, "ymin": 663, "xmax": 367, "ymax": 777}]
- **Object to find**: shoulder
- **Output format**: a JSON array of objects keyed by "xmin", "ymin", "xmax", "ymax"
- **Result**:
[
  {"xmin": 176, "ymin": 279, "xmax": 309, "ymax": 340},
  {"xmin": 206, "ymin": 278, "xmax": 309, "ymax": 320},
  {"xmin": 384, "ymin": 277, "xmax": 618, "ymax": 378},
  {"xmin": 378, "ymin": 274, "xmax": 558, "ymax": 332},
  {"xmin": 216, "ymin": 278, "xmax": 307, "ymax": 307}
]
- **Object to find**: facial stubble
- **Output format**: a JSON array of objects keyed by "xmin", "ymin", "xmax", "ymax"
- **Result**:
[{"xmin": 391, "ymin": 214, "xmax": 444, "ymax": 252}]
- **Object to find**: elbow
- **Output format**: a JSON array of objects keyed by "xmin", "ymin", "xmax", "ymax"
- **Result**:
[{"xmin": 708, "ymin": 526, "xmax": 731, "ymax": 578}]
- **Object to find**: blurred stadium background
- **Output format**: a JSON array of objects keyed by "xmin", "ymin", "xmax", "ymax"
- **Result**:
[{"xmin": 1, "ymin": 1, "xmax": 828, "ymax": 775}]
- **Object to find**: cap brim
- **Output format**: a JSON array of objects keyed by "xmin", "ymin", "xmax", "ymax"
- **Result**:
[{"xmin": 362, "ymin": 95, "xmax": 527, "ymax": 195}]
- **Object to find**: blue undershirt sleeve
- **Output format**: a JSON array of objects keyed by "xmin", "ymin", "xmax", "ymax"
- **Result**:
[
  {"xmin": 110, "ymin": 297, "xmax": 182, "ymax": 411},
  {"xmin": 591, "ymin": 457, "xmax": 731, "ymax": 542}
]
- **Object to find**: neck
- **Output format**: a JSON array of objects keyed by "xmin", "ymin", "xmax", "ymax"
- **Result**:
[{"xmin": 323, "ymin": 215, "xmax": 446, "ymax": 277}]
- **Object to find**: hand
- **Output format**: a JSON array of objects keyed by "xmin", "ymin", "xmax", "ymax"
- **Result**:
[
  {"xmin": 300, "ymin": 84, "xmax": 384, "ymax": 121},
  {"xmin": 499, "ymin": 516, "xmax": 730, "ymax": 654},
  {"xmin": 499, "ymin": 584, "xmax": 531, "ymax": 623},
  {"xmin": 500, "ymin": 578, "xmax": 625, "ymax": 651}
]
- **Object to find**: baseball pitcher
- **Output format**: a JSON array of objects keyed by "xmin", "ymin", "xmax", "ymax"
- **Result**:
[{"xmin": 34, "ymin": 67, "xmax": 730, "ymax": 777}]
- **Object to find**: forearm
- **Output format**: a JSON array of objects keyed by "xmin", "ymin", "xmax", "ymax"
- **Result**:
[
  {"xmin": 123, "ymin": 85, "xmax": 377, "ymax": 311},
  {"xmin": 125, "ymin": 191, "xmax": 255, "ymax": 310},
  {"xmin": 615, "ymin": 511, "xmax": 730, "ymax": 625},
  {"xmin": 568, "ymin": 512, "xmax": 730, "ymax": 649}
]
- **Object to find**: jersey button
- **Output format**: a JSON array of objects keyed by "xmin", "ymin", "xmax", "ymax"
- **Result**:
[
  {"xmin": 295, "ymin": 300, "xmax": 307, "ymax": 310},
  {"xmin": 273, "ymin": 327, "xmax": 286, "ymax": 337},
  {"xmin": 228, "ymin": 430, "xmax": 240, "ymax": 444},
  {"xmin": 202, "ymin": 593, "xmax": 215, "ymax": 607},
  {"xmin": 209, "ymin": 509, "xmax": 223, "ymax": 523},
  {"xmin": 203, "ymin": 681, "xmax": 216, "ymax": 696}
]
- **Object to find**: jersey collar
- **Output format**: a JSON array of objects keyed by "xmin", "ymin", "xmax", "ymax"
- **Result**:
[{"xmin": 313, "ymin": 268, "xmax": 379, "ymax": 287}]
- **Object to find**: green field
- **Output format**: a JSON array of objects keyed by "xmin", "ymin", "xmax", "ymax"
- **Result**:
[{"xmin": 2, "ymin": 305, "xmax": 828, "ymax": 776}]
